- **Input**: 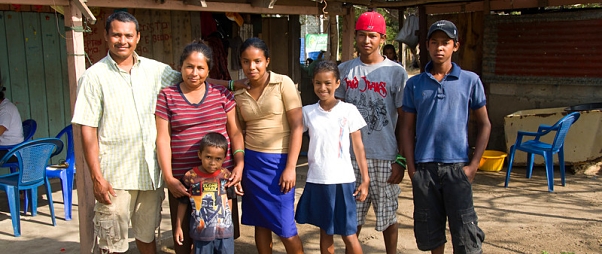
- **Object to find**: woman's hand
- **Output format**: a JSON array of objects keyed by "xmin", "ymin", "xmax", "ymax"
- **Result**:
[
  {"xmin": 279, "ymin": 166, "xmax": 296, "ymax": 194},
  {"xmin": 166, "ymin": 176, "xmax": 189, "ymax": 198},
  {"xmin": 234, "ymin": 183, "xmax": 244, "ymax": 196},
  {"xmin": 234, "ymin": 79, "xmax": 250, "ymax": 90},
  {"xmin": 226, "ymin": 165, "xmax": 243, "ymax": 188}
]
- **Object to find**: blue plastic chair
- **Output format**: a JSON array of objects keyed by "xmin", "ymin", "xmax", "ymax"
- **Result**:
[
  {"xmin": 0, "ymin": 138, "xmax": 62, "ymax": 237},
  {"xmin": 504, "ymin": 112, "xmax": 581, "ymax": 192},
  {"xmin": 0, "ymin": 119, "xmax": 38, "ymax": 214},
  {"xmin": 46, "ymin": 125, "xmax": 75, "ymax": 221},
  {"xmin": 0, "ymin": 119, "xmax": 38, "ymax": 172}
]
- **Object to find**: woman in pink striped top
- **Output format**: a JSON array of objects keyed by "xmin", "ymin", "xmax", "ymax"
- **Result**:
[{"xmin": 155, "ymin": 40, "xmax": 244, "ymax": 254}]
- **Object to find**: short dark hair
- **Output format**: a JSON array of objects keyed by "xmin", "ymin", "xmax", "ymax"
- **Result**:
[
  {"xmin": 240, "ymin": 37, "xmax": 270, "ymax": 59},
  {"xmin": 312, "ymin": 60, "xmax": 340, "ymax": 81},
  {"xmin": 179, "ymin": 39, "xmax": 213, "ymax": 70},
  {"xmin": 199, "ymin": 132, "xmax": 228, "ymax": 155},
  {"xmin": 105, "ymin": 11, "xmax": 139, "ymax": 34},
  {"xmin": 383, "ymin": 44, "xmax": 397, "ymax": 60}
]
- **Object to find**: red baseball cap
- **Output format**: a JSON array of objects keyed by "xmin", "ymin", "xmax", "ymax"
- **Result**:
[{"xmin": 356, "ymin": 11, "xmax": 386, "ymax": 35}]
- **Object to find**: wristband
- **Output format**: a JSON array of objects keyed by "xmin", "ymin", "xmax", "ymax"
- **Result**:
[
  {"xmin": 233, "ymin": 149, "xmax": 245, "ymax": 155},
  {"xmin": 395, "ymin": 154, "xmax": 407, "ymax": 168},
  {"xmin": 228, "ymin": 80, "xmax": 234, "ymax": 91}
]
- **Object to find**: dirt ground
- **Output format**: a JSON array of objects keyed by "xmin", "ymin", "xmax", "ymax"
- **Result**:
[
  {"xmin": 163, "ymin": 157, "xmax": 602, "ymax": 254},
  {"xmin": 0, "ymin": 156, "xmax": 600, "ymax": 254}
]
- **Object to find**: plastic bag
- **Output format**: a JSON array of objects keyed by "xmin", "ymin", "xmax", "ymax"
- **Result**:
[{"xmin": 394, "ymin": 14, "xmax": 419, "ymax": 48}]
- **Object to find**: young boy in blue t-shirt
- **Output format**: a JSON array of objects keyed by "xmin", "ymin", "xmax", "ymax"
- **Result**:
[
  {"xmin": 175, "ymin": 132, "xmax": 240, "ymax": 254},
  {"xmin": 401, "ymin": 20, "xmax": 491, "ymax": 254}
]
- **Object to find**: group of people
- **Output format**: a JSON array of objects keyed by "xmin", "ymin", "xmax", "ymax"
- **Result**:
[{"xmin": 71, "ymin": 9, "xmax": 490, "ymax": 254}]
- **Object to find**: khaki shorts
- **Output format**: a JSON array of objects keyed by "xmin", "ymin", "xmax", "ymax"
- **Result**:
[{"xmin": 93, "ymin": 189, "xmax": 165, "ymax": 253}]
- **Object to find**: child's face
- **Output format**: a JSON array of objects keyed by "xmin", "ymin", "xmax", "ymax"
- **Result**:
[
  {"xmin": 355, "ymin": 30, "xmax": 385, "ymax": 57},
  {"xmin": 197, "ymin": 146, "xmax": 226, "ymax": 174},
  {"xmin": 426, "ymin": 31, "xmax": 459, "ymax": 64},
  {"xmin": 384, "ymin": 48, "xmax": 396, "ymax": 61},
  {"xmin": 313, "ymin": 71, "xmax": 340, "ymax": 101}
]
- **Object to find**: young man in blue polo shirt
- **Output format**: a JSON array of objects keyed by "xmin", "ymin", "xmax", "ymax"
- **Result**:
[{"xmin": 401, "ymin": 20, "xmax": 491, "ymax": 254}]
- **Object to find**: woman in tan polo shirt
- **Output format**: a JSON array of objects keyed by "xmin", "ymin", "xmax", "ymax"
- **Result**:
[{"xmin": 233, "ymin": 37, "xmax": 304, "ymax": 253}]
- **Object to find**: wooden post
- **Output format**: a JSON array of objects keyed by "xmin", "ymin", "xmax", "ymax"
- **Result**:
[
  {"xmin": 340, "ymin": 6, "xmax": 354, "ymax": 62},
  {"xmin": 397, "ymin": 7, "xmax": 405, "ymax": 67},
  {"xmin": 64, "ymin": 2, "xmax": 96, "ymax": 253},
  {"xmin": 289, "ymin": 15, "xmax": 301, "ymax": 84},
  {"xmin": 418, "ymin": 5, "xmax": 427, "ymax": 72},
  {"xmin": 328, "ymin": 15, "xmax": 338, "ymax": 62}
]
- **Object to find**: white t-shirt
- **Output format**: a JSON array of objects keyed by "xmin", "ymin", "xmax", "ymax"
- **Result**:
[
  {"xmin": 302, "ymin": 101, "xmax": 367, "ymax": 184},
  {"xmin": 0, "ymin": 99, "xmax": 24, "ymax": 146}
]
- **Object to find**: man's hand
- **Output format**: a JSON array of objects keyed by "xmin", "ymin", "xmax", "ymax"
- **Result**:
[
  {"xmin": 279, "ymin": 167, "xmax": 296, "ymax": 194},
  {"xmin": 463, "ymin": 164, "xmax": 478, "ymax": 183},
  {"xmin": 387, "ymin": 163, "xmax": 405, "ymax": 184},
  {"xmin": 354, "ymin": 179, "xmax": 369, "ymax": 201},
  {"xmin": 92, "ymin": 177, "xmax": 116, "ymax": 204},
  {"xmin": 174, "ymin": 227, "xmax": 184, "ymax": 246},
  {"xmin": 166, "ymin": 176, "xmax": 189, "ymax": 198}
]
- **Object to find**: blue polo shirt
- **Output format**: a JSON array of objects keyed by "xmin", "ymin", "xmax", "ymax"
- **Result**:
[{"xmin": 402, "ymin": 62, "xmax": 486, "ymax": 163}]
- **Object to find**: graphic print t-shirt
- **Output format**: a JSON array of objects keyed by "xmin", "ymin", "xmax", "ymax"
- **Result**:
[
  {"xmin": 179, "ymin": 167, "xmax": 233, "ymax": 241},
  {"xmin": 335, "ymin": 57, "xmax": 408, "ymax": 160}
]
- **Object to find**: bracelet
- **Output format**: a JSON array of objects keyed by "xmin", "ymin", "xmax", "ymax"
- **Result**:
[
  {"xmin": 233, "ymin": 149, "xmax": 245, "ymax": 155},
  {"xmin": 395, "ymin": 154, "xmax": 407, "ymax": 168},
  {"xmin": 228, "ymin": 80, "xmax": 234, "ymax": 91}
]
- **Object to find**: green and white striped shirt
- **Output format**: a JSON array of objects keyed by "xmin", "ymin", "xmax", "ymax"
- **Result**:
[{"xmin": 72, "ymin": 53, "xmax": 181, "ymax": 190}]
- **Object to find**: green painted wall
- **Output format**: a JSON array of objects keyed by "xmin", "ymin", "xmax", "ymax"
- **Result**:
[{"xmin": 0, "ymin": 11, "xmax": 71, "ymax": 139}]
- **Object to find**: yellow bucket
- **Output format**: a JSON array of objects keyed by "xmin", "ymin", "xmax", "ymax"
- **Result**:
[{"xmin": 478, "ymin": 150, "xmax": 508, "ymax": 171}]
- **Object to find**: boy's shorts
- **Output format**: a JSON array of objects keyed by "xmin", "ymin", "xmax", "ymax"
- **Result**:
[
  {"xmin": 353, "ymin": 159, "xmax": 401, "ymax": 231},
  {"xmin": 412, "ymin": 162, "xmax": 485, "ymax": 253},
  {"xmin": 194, "ymin": 237, "xmax": 234, "ymax": 254},
  {"xmin": 93, "ymin": 189, "xmax": 165, "ymax": 253}
]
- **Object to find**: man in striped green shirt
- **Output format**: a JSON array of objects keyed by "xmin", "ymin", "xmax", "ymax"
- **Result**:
[{"xmin": 72, "ymin": 11, "xmax": 181, "ymax": 254}]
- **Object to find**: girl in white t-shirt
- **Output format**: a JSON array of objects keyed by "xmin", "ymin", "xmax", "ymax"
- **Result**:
[{"xmin": 295, "ymin": 60, "xmax": 370, "ymax": 254}]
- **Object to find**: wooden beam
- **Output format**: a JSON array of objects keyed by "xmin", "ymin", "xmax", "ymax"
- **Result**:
[
  {"xmin": 0, "ymin": 0, "xmax": 69, "ymax": 4},
  {"xmin": 369, "ymin": 0, "xmax": 460, "ymax": 8},
  {"xmin": 84, "ymin": 0, "xmax": 319, "ymax": 15},
  {"xmin": 340, "ymin": 6, "xmax": 355, "ymax": 62},
  {"xmin": 424, "ymin": 0, "xmax": 602, "ymax": 14},
  {"xmin": 251, "ymin": 0, "xmax": 277, "ymax": 8},
  {"xmin": 71, "ymin": 0, "xmax": 97, "ymax": 25},
  {"xmin": 63, "ymin": 3, "xmax": 96, "ymax": 254}
]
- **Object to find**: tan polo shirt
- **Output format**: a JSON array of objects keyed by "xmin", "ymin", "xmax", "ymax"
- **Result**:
[{"xmin": 234, "ymin": 72, "xmax": 302, "ymax": 153}]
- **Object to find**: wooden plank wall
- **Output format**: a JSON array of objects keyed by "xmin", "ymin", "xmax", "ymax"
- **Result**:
[
  {"xmin": 0, "ymin": 10, "xmax": 71, "ymax": 141},
  {"xmin": 84, "ymin": 7, "xmax": 197, "ymax": 69}
]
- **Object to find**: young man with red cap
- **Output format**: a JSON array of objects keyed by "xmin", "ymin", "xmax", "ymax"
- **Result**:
[
  {"xmin": 401, "ymin": 20, "xmax": 490, "ymax": 254},
  {"xmin": 335, "ymin": 11, "xmax": 408, "ymax": 254}
]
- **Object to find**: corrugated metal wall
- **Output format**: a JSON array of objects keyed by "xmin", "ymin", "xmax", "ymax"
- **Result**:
[
  {"xmin": 483, "ymin": 9, "xmax": 602, "ymax": 151},
  {"xmin": 484, "ymin": 9, "xmax": 602, "ymax": 85}
]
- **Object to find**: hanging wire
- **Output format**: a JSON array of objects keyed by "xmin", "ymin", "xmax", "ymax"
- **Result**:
[{"xmin": 322, "ymin": 0, "xmax": 329, "ymax": 16}]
